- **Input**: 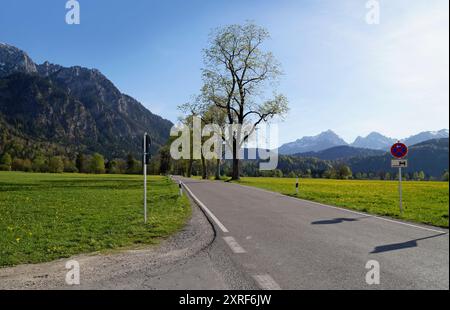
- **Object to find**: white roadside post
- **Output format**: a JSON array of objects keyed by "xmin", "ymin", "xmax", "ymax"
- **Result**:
[
  {"xmin": 143, "ymin": 133, "xmax": 151, "ymax": 224},
  {"xmin": 295, "ymin": 176, "xmax": 299, "ymax": 195},
  {"xmin": 143, "ymin": 133, "xmax": 147, "ymax": 223},
  {"xmin": 179, "ymin": 181, "xmax": 183, "ymax": 196}
]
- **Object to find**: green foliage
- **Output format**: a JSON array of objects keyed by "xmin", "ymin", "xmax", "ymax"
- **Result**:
[
  {"xmin": 159, "ymin": 146, "xmax": 171, "ymax": 175},
  {"xmin": 442, "ymin": 170, "xmax": 449, "ymax": 182},
  {"xmin": 0, "ymin": 164, "xmax": 10, "ymax": 171},
  {"xmin": 260, "ymin": 169, "xmax": 283, "ymax": 178},
  {"xmin": 0, "ymin": 152, "xmax": 12, "ymax": 171},
  {"xmin": 0, "ymin": 172, "xmax": 191, "ymax": 266},
  {"xmin": 89, "ymin": 153, "xmax": 105, "ymax": 174},
  {"xmin": 418, "ymin": 171, "xmax": 426, "ymax": 181},
  {"xmin": 125, "ymin": 154, "xmax": 142, "ymax": 174},
  {"xmin": 12, "ymin": 158, "xmax": 32, "ymax": 172},
  {"xmin": 76, "ymin": 153, "xmax": 86, "ymax": 173},
  {"xmin": 48, "ymin": 156, "xmax": 64, "ymax": 173},
  {"xmin": 63, "ymin": 158, "xmax": 78, "ymax": 173},
  {"xmin": 337, "ymin": 164, "xmax": 352, "ymax": 180},
  {"xmin": 106, "ymin": 159, "xmax": 127, "ymax": 174},
  {"xmin": 32, "ymin": 155, "xmax": 48, "ymax": 173},
  {"xmin": 287, "ymin": 171, "xmax": 297, "ymax": 178}
]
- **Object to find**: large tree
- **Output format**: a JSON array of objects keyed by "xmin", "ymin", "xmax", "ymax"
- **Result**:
[{"xmin": 202, "ymin": 22, "xmax": 289, "ymax": 179}]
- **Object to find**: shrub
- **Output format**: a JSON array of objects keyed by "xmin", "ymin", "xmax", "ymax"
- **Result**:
[{"xmin": 48, "ymin": 156, "xmax": 64, "ymax": 173}]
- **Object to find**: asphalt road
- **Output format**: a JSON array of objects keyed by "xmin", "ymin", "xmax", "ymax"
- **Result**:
[{"xmin": 175, "ymin": 177, "xmax": 449, "ymax": 290}]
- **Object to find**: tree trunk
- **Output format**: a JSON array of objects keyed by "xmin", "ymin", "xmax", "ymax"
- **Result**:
[
  {"xmin": 215, "ymin": 158, "xmax": 221, "ymax": 180},
  {"xmin": 201, "ymin": 155, "xmax": 207, "ymax": 180},
  {"xmin": 186, "ymin": 159, "xmax": 193, "ymax": 178},
  {"xmin": 232, "ymin": 137, "xmax": 240, "ymax": 180}
]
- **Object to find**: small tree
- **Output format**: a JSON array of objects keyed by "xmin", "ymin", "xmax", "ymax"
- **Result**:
[
  {"xmin": 76, "ymin": 153, "xmax": 85, "ymax": 173},
  {"xmin": 159, "ymin": 146, "xmax": 171, "ymax": 175},
  {"xmin": 442, "ymin": 170, "xmax": 449, "ymax": 182},
  {"xmin": 108, "ymin": 159, "xmax": 127, "ymax": 174},
  {"xmin": 288, "ymin": 171, "xmax": 297, "ymax": 178},
  {"xmin": 126, "ymin": 153, "xmax": 137, "ymax": 174},
  {"xmin": 338, "ymin": 165, "xmax": 352, "ymax": 179},
  {"xmin": 64, "ymin": 158, "xmax": 78, "ymax": 173},
  {"xmin": 418, "ymin": 171, "xmax": 426, "ymax": 181},
  {"xmin": 304, "ymin": 169, "xmax": 312, "ymax": 178},
  {"xmin": 90, "ymin": 153, "xmax": 105, "ymax": 174},
  {"xmin": 32, "ymin": 155, "xmax": 47, "ymax": 172},
  {"xmin": 273, "ymin": 169, "xmax": 283, "ymax": 178},
  {"xmin": 20, "ymin": 159, "xmax": 32, "ymax": 172},
  {"xmin": 48, "ymin": 156, "xmax": 64, "ymax": 173},
  {"xmin": 0, "ymin": 152, "xmax": 12, "ymax": 171},
  {"xmin": 12, "ymin": 158, "xmax": 24, "ymax": 171},
  {"xmin": 12, "ymin": 158, "xmax": 32, "ymax": 172}
]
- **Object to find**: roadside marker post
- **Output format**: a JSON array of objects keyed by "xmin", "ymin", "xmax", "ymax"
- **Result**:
[
  {"xmin": 143, "ymin": 133, "xmax": 151, "ymax": 223},
  {"xmin": 179, "ymin": 181, "xmax": 183, "ymax": 196},
  {"xmin": 390, "ymin": 142, "xmax": 408, "ymax": 215},
  {"xmin": 295, "ymin": 176, "xmax": 299, "ymax": 195}
]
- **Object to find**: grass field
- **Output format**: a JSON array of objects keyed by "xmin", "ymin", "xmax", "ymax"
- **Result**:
[
  {"xmin": 0, "ymin": 172, "xmax": 191, "ymax": 267},
  {"xmin": 234, "ymin": 177, "xmax": 449, "ymax": 228}
]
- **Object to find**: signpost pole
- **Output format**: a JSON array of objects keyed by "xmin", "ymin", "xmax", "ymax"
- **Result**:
[
  {"xmin": 143, "ymin": 133, "xmax": 147, "ymax": 224},
  {"xmin": 391, "ymin": 142, "xmax": 408, "ymax": 216},
  {"xmin": 398, "ymin": 167, "xmax": 403, "ymax": 215}
]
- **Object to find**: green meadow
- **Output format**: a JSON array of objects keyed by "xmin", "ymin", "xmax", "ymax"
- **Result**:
[
  {"xmin": 235, "ymin": 177, "xmax": 449, "ymax": 228},
  {"xmin": 0, "ymin": 172, "xmax": 191, "ymax": 267}
]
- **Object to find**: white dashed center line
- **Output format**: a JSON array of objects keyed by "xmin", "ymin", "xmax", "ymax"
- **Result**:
[
  {"xmin": 179, "ymin": 179, "xmax": 283, "ymax": 291},
  {"xmin": 253, "ymin": 274, "xmax": 282, "ymax": 290}
]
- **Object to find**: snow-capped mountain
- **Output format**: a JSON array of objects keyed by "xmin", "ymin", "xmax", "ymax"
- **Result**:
[
  {"xmin": 278, "ymin": 130, "xmax": 348, "ymax": 155},
  {"xmin": 404, "ymin": 129, "xmax": 449, "ymax": 146},
  {"xmin": 351, "ymin": 132, "xmax": 396, "ymax": 150},
  {"xmin": 279, "ymin": 129, "xmax": 449, "ymax": 154}
]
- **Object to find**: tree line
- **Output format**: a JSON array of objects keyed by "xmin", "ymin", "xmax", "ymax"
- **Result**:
[
  {"xmin": 2, "ymin": 146, "xmax": 448, "ymax": 182},
  {"xmin": 154, "ymin": 147, "xmax": 450, "ymax": 181},
  {"xmin": 0, "ymin": 151, "xmax": 144, "ymax": 175}
]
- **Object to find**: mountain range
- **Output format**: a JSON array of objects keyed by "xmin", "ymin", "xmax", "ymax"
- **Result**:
[
  {"xmin": 0, "ymin": 43, "xmax": 173, "ymax": 159},
  {"xmin": 279, "ymin": 129, "xmax": 449, "ymax": 154}
]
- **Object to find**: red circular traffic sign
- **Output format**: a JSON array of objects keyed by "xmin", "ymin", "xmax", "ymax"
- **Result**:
[{"xmin": 391, "ymin": 142, "xmax": 408, "ymax": 158}]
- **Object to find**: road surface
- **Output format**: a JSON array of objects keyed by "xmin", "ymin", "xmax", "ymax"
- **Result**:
[{"xmin": 175, "ymin": 177, "xmax": 449, "ymax": 290}]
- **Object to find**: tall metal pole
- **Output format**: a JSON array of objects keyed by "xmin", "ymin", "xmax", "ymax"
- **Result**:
[
  {"xmin": 399, "ymin": 167, "xmax": 403, "ymax": 215},
  {"xmin": 144, "ymin": 133, "xmax": 147, "ymax": 223}
]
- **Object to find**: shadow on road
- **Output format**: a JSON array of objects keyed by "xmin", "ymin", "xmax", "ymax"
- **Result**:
[
  {"xmin": 370, "ymin": 233, "xmax": 448, "ymax": 254},
  {"xmin": 311, "ymin": 217, "xmax": 365, "ymax": 225}
]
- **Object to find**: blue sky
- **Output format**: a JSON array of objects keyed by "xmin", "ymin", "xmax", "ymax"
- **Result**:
[{"xmin": 0, "ymin": 0, "xmax": 448, "ymax": 145}]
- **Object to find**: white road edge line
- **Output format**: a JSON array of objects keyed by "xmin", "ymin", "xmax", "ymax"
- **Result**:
[
  {"xmin": 223, "ymin": 236, "xmax": 247, "ymax": 254},
  {"xmin": 286, "ymin": 196, "xmax": 448, "ymax": 235},
  {"xmin": 227, "ymin": 182, "xmax": 448, "ymax": 235},
  {"xmin": 253, "ymin": 274, "xmax": 281, "ymax": 290},
  {"xmin": 181, "ymin": 181, "xmax": 230, "ymax": 233}
]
